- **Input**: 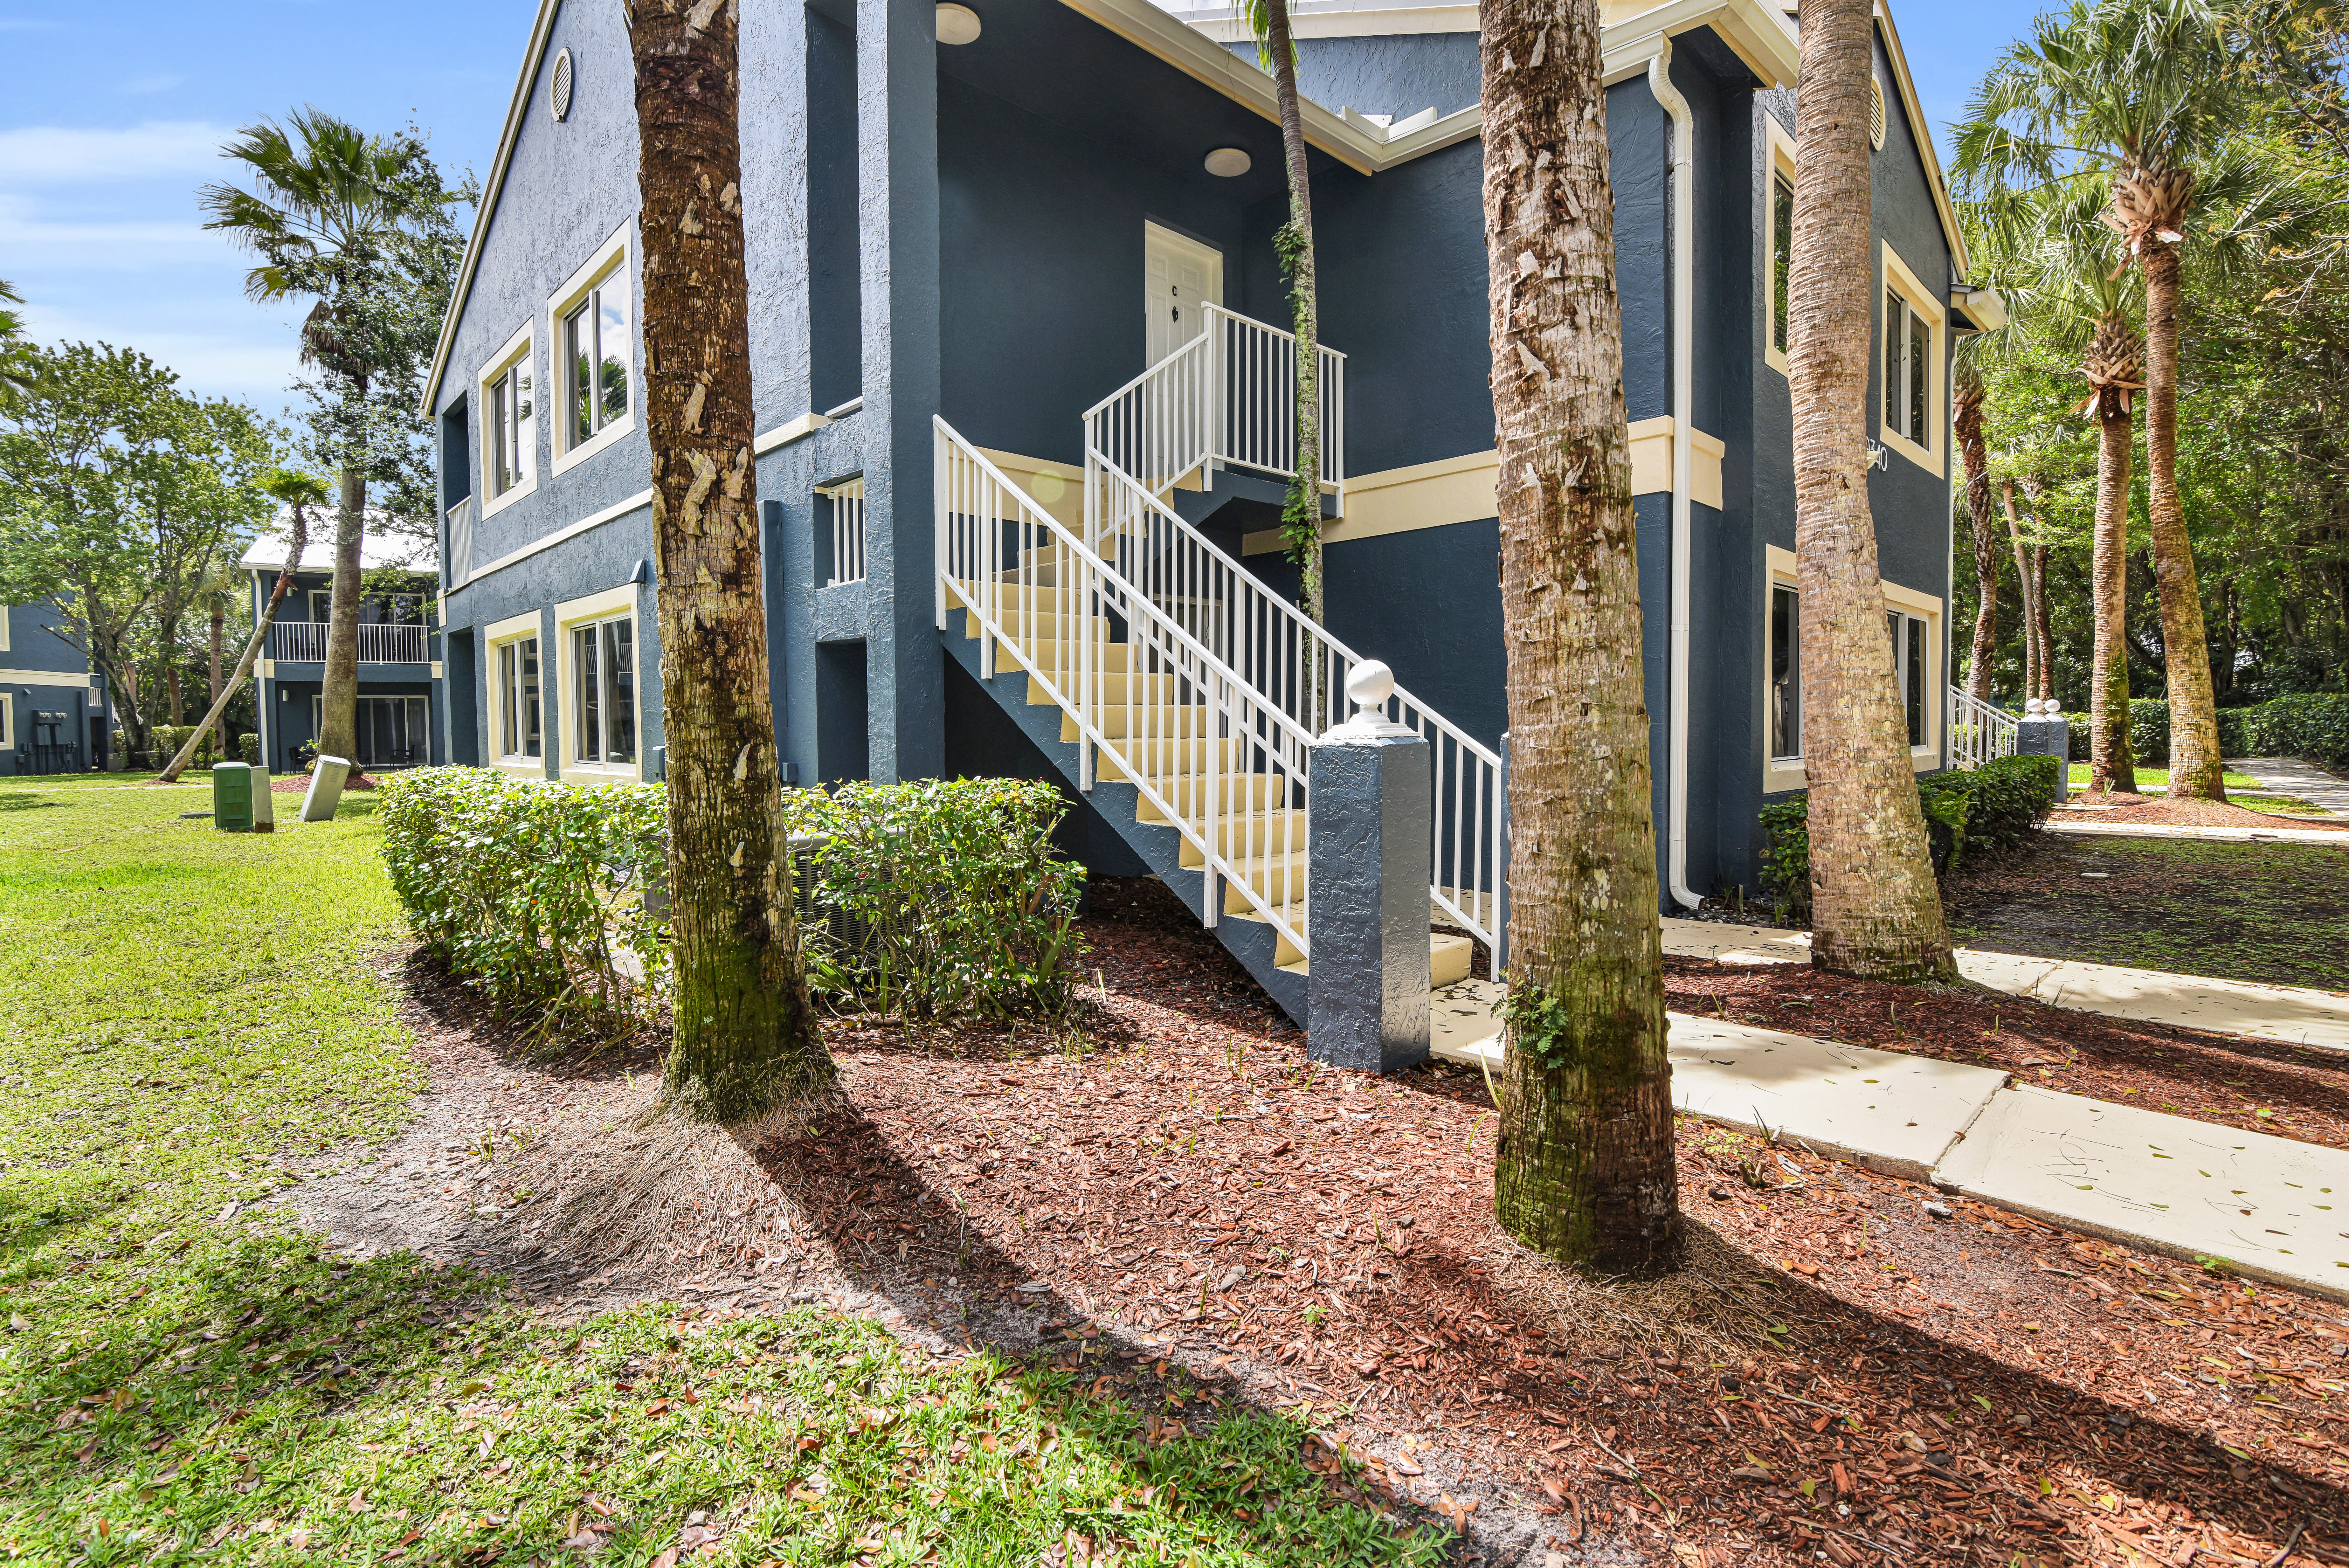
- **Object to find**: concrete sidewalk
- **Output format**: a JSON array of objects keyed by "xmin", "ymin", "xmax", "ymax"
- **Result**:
[
  {"xmin": 1426, "ymin": 981, "xmax": 2349, "ymax": 1302},
  {"xmin": 2043, "ymin": 817, "xmax": 2349, "ymax": 845},
  {"xmin": 1659, "ymin": 918, "xmax": 2349, "ymax": 1054},
  {"xmin": 2232, "ymin": 756, "xmax": 2349, "ymax": 817}
]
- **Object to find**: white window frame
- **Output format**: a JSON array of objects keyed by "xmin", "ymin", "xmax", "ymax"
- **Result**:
[
  {"xmin": 1763, "ymin": 113, "xmax": 1797, "ymax": 378},
  {"xmin": 0, "ymin": 693, "xmax": 12, "ymax": 749},
  {"xmin": 1879, "ymin": 242, "xmax": 1945, "ymax": 474},
  {"xmin": 554, "ymin": 584, "xmax": 644, "ymax": 784},
  {"xmin": 478, "ymin": 322, "xmax": 539, "ymax": 519},
  {"xmin": 1763, "ymin": 546, "xmax": 1944, "ymax": 790},
  {"xmin": 548, "ymin": 223, "xmax": 638, "ymax": 477},
  {"xmin": 0, "ymin": 605, "xmax": 12, "ymax": 653},
  {"xmin": 484, "ymin": 608, "xmax": 546, "ymax": 777}
]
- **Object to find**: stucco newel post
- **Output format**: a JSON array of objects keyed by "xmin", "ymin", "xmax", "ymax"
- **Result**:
[
  {"xmin": 2016, "ymin": 698, "xmax": 2070, "ymax": 802},
  {"xmin": 1307, "ymin": 661, "xmax": 1432, "ymax": 1073}
]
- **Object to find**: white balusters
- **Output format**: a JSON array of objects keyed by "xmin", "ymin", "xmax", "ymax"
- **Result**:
[
  {"xmin": 1950, "ymin": 685, "xmax": 2020, "ymax": 770},
  {"xmin": 821, "ymin": 478, "xmax": 867, "ymax": 587}
]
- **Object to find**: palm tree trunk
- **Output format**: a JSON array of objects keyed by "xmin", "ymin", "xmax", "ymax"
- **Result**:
[
  {"xmin": 209, "ymin": 594, "xmax": 226, "ymax": 709},
  {"xmin": 2001, "ymin": 479, "xmax": 2038, "ymax": 702},
  {"xmin": 160, "ymin": 513, "xmax": 309, "ymax": 784},
  {"xmin": 1955, "ymin": 377, "xmax": 2000, "ymax": 705},
  {"xmin": 1261, "ymin": 0, "xmax": 1325, "ymax": 634},
  {"xmin": 1482, "ymin": 0, "xmax": 1676, "ymax": 1272},
  {"xmin": 631, "ymin": 0, "xmax": 834, "ymax": 1126},
  {"xmin": 2031, "ymin": 542, "xmax": 2053, "ymax": 702},
  {"xmin": 2088, "ymin": 328, "xmax": 2138, "ymax": 795},
  {"xmin": 316, "ymin": 466, "xmax": 366, "ymax": 769},
  {"xmin": 1786, "ymin": 0, "xmax": 1954, "ymax": 983},
  {"xmin": 2139, "ymin": 239, "xmax": 2225, "ymax": 798}
]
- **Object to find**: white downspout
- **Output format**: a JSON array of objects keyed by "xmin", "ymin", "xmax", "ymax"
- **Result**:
[{"xmin": 1647, "ymin": 43, "xmax": 1703, "ymax": 909}]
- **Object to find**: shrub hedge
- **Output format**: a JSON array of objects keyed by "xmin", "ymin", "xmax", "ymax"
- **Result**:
[
  {"xmin": 1758, "ymin": 753, "xmax": 2062, "ymax": 925},
  {"xmin": 146, "ymin": 724, "xmax": 228, "ymax": 766},
  {"xmin": 378, "ymin": 769, "xmax": 1088, "ymax": 1033},
  {"xmin": 238, "ymin": 732, "xmax": 261, "ymax": 766},
  {"xmin": 2062, "ymin": 694, "xmax": 2349, "ymax": 769}
]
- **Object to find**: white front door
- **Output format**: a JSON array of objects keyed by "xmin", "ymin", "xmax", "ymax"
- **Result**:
[{"xmin": 1143, "ymin": 222, "xmax": 1223, "ymax": 367}]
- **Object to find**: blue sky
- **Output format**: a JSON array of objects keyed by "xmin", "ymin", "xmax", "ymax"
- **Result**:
[{"xmin": 0, "ymin": 0, "xmax": 2034, "ymax": 420}]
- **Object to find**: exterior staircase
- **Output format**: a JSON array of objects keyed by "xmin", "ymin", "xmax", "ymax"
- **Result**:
[{"xmin": 935, "ymin": 307, "xmax": 1503, "ymax": 1029}]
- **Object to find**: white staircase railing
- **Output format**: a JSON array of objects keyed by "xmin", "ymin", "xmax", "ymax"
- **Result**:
[
  {"xmin": 1083, "ymin": 304, "xmax": 1345, "ymax": 530},
  {"xmin": 937, "ymin": 418, "xmax": 1316, "ymax": 959},
  {"xmin": 1950, "ymin": 686, "xmax": 2019, "ymax": 770}
]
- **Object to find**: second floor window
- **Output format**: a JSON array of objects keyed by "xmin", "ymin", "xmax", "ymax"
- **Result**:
[
  {"xmin": 1883, "ymin": 288, "xmax": 1931, "ymax": 446},
  {"xmin": 563, "ymin": 271, "xmax": 631, "ymax": 450},
  {"xmin": 489, "ymin": 356, "xmax": 535, "ymax": 496},
  {"xmin": 1771, "ymin": 173, "xmax": 1793, "ymax": 358}
]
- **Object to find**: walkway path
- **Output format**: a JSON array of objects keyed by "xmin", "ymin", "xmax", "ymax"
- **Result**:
[
  {"xmin": 2043, "ymin": 817, "xmax": 2349, "ymax": 845},
  {"xmin": 1660, "ymin": 917, "xmax": 2349, "ymax": 1053},
  {"xmin": 2231, "ymin": 756, "xmax": 2349, "ymax": 817},
  {"xmin": 1426, "ymin": 984, "xmax": 2349, "ymax": 1302}
]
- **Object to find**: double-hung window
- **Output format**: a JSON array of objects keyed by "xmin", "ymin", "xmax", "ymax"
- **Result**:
[
  {"xmin": 1878, "ymin": 245, "xmax": 1944, "ymax": 468},
  {"xmin": 1888, "ymin": 610, "xmax": 1928, "ymax": 748},
  {"xmin": 479, "ymin": 324, "xmax": 537, "ymax": 514},
  {"xmin": 570, "ymin": 615, "xmax": 637, "ymax": 766},
  {"xmin": 1770, "ymin": 173, "xmax": 1794, "ymax": 360},
  {"xmin": 562, "ymin": 271, "xmax": 631, "ymax": 451},
  {"xmin": 1768, "ymin": 582, "xmax": 1801, "ymax": 762},
  {"xmin": 496, "ymin": 636, "xmax": 542, "ymax": 760}
]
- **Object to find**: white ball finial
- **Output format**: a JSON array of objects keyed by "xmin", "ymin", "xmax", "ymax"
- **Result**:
[{"xmin": 1346, "ymin": 660, "xmax": 1395, "ymax": 713}]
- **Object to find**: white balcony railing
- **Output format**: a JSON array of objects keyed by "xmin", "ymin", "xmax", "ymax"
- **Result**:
[
  {"xmin": 270, "ymin": 621, "xmax": 430, "ymax": 665},
  {"xmin": 823, "ymin": 477, "xmax": 867, "ymax": 587}
]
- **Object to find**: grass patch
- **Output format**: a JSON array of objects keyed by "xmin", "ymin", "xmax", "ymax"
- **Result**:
[
  {"xmin": 2065, "ymin": 764, "xmax": 2269, "ymax": 792},
  {"xmin": 0, "ymin": 778, "xmax": 1441, "ymax": 1565}
]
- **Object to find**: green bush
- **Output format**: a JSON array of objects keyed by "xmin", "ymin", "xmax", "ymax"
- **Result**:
[
  {"xmin": 146, "ymin": 724, "xmax": 218, "ymax": 766},
  {"xmin": 378, "ymin": 770, "xmax": 669, "ymax": 1033},
  {"xmin": 379, "ymin": 770, "xmax": 1089, "ymax": 1034},
  {"xmin": 789, "ymin": 778, "xmax": 1089, "ymax": 1021},
  {"xmin": 2241, "ymin": 693, "xmax": 2349, "ymax": 769},
  {"xmin": 238, "ymin": 732, "xmax": 261, "ymax": 766},
  {"xmin": 1758, "ymin": 754, "xmax": 2062, "ymax": 925}
]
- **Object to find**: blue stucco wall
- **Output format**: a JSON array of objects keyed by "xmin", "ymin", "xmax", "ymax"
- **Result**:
[
  {"xmin": 1224, "ymin": 34, "xmax": 1482, "ymax": 120},
  {"xmin": 2, "ymin": 601, "xmax": 100, "ymax": 775}
]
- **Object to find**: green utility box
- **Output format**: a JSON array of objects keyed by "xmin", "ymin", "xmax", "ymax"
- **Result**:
[{"xmin": 212, "ymin": 762, "xmax": 254, "ymax": 833}]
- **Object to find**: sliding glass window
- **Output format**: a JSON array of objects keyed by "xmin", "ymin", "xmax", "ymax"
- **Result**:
[{"xmin": 571, "ymin": 616, "xmax": 636, "ymax": 766}]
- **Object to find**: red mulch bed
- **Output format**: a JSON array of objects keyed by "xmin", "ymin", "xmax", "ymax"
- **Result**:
[
  {"xmin": 2073, "ymin": 797, "xmax": 2349, "ymax": 831},
  {"xmin": 741, "ymin": 877, "xmax": 2349, "ymax": 1566},
  {"xmin": 269, "ymin": 772, "xmax": 378, "ymax": 794},
  {"xmin": 1663, "ymin": 956, "xmax": 2349, "ymax": 1155}
]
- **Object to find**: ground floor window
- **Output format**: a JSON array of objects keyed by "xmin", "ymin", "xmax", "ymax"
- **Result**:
[
  {"xmin": 310, "ymin": 695, "xmax": 430, "ymax": 767},
  {"xmin": 571, "ymin": 615, "xmax": 636, "ymax": 765},
  {"xmin": 496, "ymin": 636, "xmax": 542, "ymax": 759},
  {"xmin": 1769, "ymin": 583, "xmax": 1800, "ymax": 761},
  {"xmin": 1889, "ymin": 609, "xmax": 1928, "ymax": 747}
]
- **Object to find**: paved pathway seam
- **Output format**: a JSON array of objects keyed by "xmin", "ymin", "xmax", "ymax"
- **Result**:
[
  {"xmin": 1425, "ymin": 979, "xmax": 2349, "ymax": 1302},
  {"xmin": 1659, "ymin": 917, "xmax": 2349, "ymax": 1055}
]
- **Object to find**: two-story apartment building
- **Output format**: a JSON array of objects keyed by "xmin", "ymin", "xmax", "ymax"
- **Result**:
[
  {"xmin": 423, "ymin": 0, "xmax": 2000, "ymax": 1027},
  {"xmin": 0, "ymin": 602, "xmax": 109, "ymax": 775},
  {"xmin": 243, "ymin": 531, "xmax": 448, "ymax": 775}
]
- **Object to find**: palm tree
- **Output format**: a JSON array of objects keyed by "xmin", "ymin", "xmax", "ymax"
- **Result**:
[
  {"xmin": 1952, "ymin": 357, "xmax": 2002, "ymax": 706},
  {"xmin": 1481, "ymin": 0, "xmax": 1676, "ymax": 1269},
  {"xmin": 1786, "ymin": 0, "xmax": 1957, "ymax": 983},
  {"xmin": 1242, "ymin": 0, "xmax": 1327, "ymax": 627},
  {"xmin": 0, "ymin": 279, "xmax": 34, "ymax": 413},
  {"xmin": 157, "ymin": 469, "xmax": 324, "ymax": 784},
  {"xmin": 1954, "ymin": 0, "xmax": 2242, "ymax": 798},
  {"xmin": 199, "ymin": 111, "xmax": 427, "ymax": 785},
  {"xmin": 629, "ymin": 0, "xmax": 834, "ymax": 1123}
]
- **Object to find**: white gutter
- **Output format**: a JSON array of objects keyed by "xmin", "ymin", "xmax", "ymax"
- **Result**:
[{"xmin": 1648, "ymin": 42, "xmax": 1703, "ymax": 910}]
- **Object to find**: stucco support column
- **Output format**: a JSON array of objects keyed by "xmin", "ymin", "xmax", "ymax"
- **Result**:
[
  {"xmin": 856, "ymin": 0, "xmax": 942, "ymax": 783},
  {"xmin": 1307, "ymin": 662, "xmax": 1432, "ymax": 1074},
  {"xmin": 2016, "ymin": 700, "xmax": 2070, "ymax": 802}
]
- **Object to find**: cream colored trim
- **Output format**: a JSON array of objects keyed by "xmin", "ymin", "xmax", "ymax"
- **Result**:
[
  {"xmin": 1874, "ymin": 0, "xmax": 1971, "ymax": 278},
  {"xmin": 553, "ymin": 583, "xmax": 645, "ymax": 785},
  {"xmin": 1599, "ymin": 0, "xmax": 1800, "ymax": 88},
  {"xmin": 0, "ymin": 667, "xmax": 92, "ymax": 688},
  {"xmin": 0, "ymin": 693, "xmax": 12, "ymax": 749},
  {"xmin": 477, "ymin": 320, "xmax": 539, "ymax": 520},
  {"xmin": 0, "ymin": 605, "xmax": 10, "ymax": 653},
  {"xmin": 754, "ymin": 411, "xmax": 831, "ymax": 454},
  {"xmin": 1240, "ymin": 424, "xmax": 1725, "ymax": 555},
  {"xmin": 466, "ymin": 489, "xmax": 654, "ymax": 586},
  {"xmin": 1173, "ymin": 3, "xmax": 1475, "ymax": 41},
  {"xmin": 547, "ymin": 221, "xmax": 638, "ymax": 478},
  {"xmin": 1879, "ymin": 240, "xmax": 1947, "ymax": 475},
  {"xmin": 1762, "ymin": 113, "xmax": 1797, "ymax": 377},
  {"xmin": 484, "ymin": 608, "xmax": 546, "ymax": 778},
  {"xmin": 259, "ymin": 659, "xmax": 275, "ymax": 679}
]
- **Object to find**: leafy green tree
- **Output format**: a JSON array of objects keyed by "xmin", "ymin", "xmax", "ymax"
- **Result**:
[
  {"xmin": 199, "ymin": 111, "xmax": 468, "ymax": 783},
  {"xmin": 1955, "ymin": 0, "xmax": 2276, "ymax": 799},
  {"xmin": 0, "ymin": 280, "xmax": 34, "ymax": 413},
  {"xmin": 0, "ymin": 344, "xmax": 277, "ymax": 756}
]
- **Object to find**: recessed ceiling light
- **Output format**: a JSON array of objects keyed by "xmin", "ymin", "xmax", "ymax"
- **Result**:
[
  {"xmin": 936, "ymin": 3, "xmax": 982, "ymax": 44},
  {"xmin": 1204, "ymin": 146, "xmax": 1251, "ymax": 177}
]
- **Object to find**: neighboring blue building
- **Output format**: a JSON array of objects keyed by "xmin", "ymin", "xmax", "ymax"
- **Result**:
[
  {"xmin": 422, "ymin": 0, "xmax": 2002, "ymax": 1026},
  {"xmin": 0, "ymin": 601, "xmax": 109, "ymax": 776},
  {"xmin": 244, "ymin": 531, "xmax": 448, "ymax": 776}
]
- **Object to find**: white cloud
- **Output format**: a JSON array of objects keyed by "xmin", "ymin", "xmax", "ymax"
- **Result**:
[{"xmin": 0, "ymin": 120, "xmax": 234, "ymax": 185}]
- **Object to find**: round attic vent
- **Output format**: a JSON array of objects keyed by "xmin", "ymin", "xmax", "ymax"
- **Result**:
[
  {"xmin": 1869, "ymin": 76, "xmax": 1885, "ymax": 149},
  {"xmin": 550, "ymin": 47, "xmax": 575, "ymax": 123}
]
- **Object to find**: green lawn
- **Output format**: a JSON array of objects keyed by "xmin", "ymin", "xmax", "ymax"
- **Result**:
[
  {"xmin": 0, "ymin": 777, "xmax": 1439, "ymax": 1566},
  {"xmin": 2065, "ymin": 763, "xmax": 2269, "ymax": 791}
]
